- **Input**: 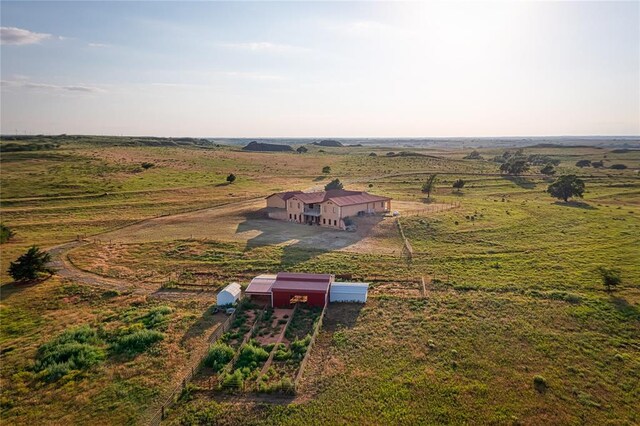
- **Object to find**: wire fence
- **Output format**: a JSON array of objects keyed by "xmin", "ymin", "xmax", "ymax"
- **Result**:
[
  {"xmin": 293, "ymin": 304, "xmax": 327, "ymax": 392},
  {"xmin": 147, "ymin": 309, "xmax": 237, "ymax": 426}
]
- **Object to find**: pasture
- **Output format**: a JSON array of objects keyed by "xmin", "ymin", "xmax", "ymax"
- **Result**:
[{"xmin": 1, "ymin": 136, "xmax": 639, "ymax": 425}]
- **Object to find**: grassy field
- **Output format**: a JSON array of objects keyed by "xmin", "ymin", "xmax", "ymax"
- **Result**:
[{"xmin": 1, "ymin": 136, "xmax": 639, "ymax": 425}]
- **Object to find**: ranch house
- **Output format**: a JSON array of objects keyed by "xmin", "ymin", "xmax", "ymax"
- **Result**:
[{"xmin": 265, "ymin": 189, "xmax": 391, "ymax": 229}]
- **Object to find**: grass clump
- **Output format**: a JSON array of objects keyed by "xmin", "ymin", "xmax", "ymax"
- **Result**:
[
  {"xmin": 112, "ymin": 326, "xmax": 164, "ymax": 355},
  {"xmin": 34, "ymin": 325, "xmax": 106, "ymax": 381},
  {"xmin": 533, "ymin": 375, "xmax": 548, "ymax": 393},
  {"xmin": 203, "ymin": 343, "xmax": 234, "ymax": 372}
]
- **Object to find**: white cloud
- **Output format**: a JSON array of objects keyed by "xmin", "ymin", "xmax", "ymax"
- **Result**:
[
  {"xmin": 217, "ymin": 41, "xmax": 308, "ymax": 54},
  {"xmin": 0, "ymin": 27, "xmax": 52, "ymax": 45},
  {"xmin": 1, "ymin": 79, "xmax": 105, "ymax": 93},
  {"xmin": 88, "ymin": 42, "xmax": 110, "ymax": 48}
]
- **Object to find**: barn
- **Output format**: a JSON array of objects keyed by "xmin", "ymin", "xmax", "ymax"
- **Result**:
[
  {"xmin": 329, "ymin": 282, "xmax": 369, "ymax": 303},
  {"xmin": 270, "ymin": 272, "xmax": 333, "ymax": 308},
  {"xmin": 245, "ymin": 274, "xmax": 276, "ymax": 305},
  {"xmin": 217, "ymin": 282, "xmax": 241, "ymax": 306}
]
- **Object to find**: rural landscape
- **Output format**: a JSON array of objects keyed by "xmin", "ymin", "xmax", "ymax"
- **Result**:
[
  {"xmin": 1, "ymin": 1, "xmax": 639, "ymax": 425},
  {"xmin": 1, "ymin": 135, "xmax": 638, "ymax": 425}
]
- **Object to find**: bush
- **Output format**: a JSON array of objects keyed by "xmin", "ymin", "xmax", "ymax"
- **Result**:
[
  {"xmin": 610, "ymin": 164, "xmax": 627, "ymax": 170},
  {"xmin": 112, "ymin": 328, "xmax": 164, "ymax": 355},
  {"xmin": 221, "ymin": 369, "xmax": 244, "ymax": 389},
  {"xmin": 141, "ymin": 162, "xmax": 155, "ymax": 169},
  {"xmin": 324, "ymin": 178, "xmax": 343, "ymax": 191},
  {"xmin": 34, "ymin": 326, "xmax": 106, "ymax": 381},
  {"xmin": 575, "ymin": 159, "xmax": 591, "ymax": 167},
  {"xmin": 139, "ymin": 306, "xmax": 172, "ymax": 330},
  {"xmin": 204, "ymin": 343, "xmax": 234, "ymax": 372},
  {"xmin": 533, "ymin": 375, "xmax": 548, "ymax": 392},
  {"xmin": 290, "ymin": 335, "xmax": 311, "ymax": 357},
  {"xmin": 235, "ymin": 343, "xmax": 269, "ymax": 370},
  {"xmin": 0, "ymin": 223, "xmax": 14, "ymax": 243},
  {"xmin": 596, "ymin": 266, "xmax": 622, "ymax": 292}
]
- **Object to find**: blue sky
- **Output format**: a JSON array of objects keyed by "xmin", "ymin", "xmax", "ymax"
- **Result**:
[{"xmin": 1, "ymin": 1, "xmax": 638, "ymax": 137}]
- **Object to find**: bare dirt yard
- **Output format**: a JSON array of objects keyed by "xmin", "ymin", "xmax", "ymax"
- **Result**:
[{"xmin": 98, "ymin": 198, "xmax": 447, "ymax": 255}]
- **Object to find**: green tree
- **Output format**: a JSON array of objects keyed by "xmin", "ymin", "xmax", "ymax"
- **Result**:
[
  {"xmin": 296, "ymin": 146, "xmax": 308, "ymax": 154},
  {"xmin": 500, "ymin": 159, "xmax": 530, "ymax": 175},
  {"xmin": 452, "ymin": 179, "xmax": 465, "ymax": 192},
  {"xmin": 0, "ymin": 223, "xmax": 14, "ymax": 244},
  {"xmin": 8, "ymin": 246, "xmax": 54, "ymax": 281},
  {"xmin": 547, "ymin": 175, "xmax": 585, "ymax": 202},
  {"xmin": 575, "ymin": 159, "xmax": 591, "ymax": 168},
  {"xmin": 324, "ymin": 178, "xmax": 343, "ymax": 191},
  {"xmin": 322, "ymin": 166, "xmax": 331, "ymax": 174},
  {"xmin": 421, "ymin": 174, "xmax": 438, "ymax": 199},
  {"xmin": 226, "ymin": 173, "xmax": 236, "ymax": 184},
  {"xmin": 597, "ymin": 266, "xmax": 621, "ymax": 292},
  {"xmin": 540, "ymin": 164, "xmax": 556, "ymax": 175}
]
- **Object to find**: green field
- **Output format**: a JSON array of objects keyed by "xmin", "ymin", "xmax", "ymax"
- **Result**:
[{"xmin": 1, "ymin": 136, "xmax": 639, "ymax": 425}]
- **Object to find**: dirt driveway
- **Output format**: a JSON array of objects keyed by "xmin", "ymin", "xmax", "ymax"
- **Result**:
[{"xmin": 99, "ymin": 198, "xmax": 443, "ymax": 255}]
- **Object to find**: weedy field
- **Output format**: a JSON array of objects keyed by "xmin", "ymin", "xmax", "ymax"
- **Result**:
[{"xmin": 1, "ymin": 136, "xmax": 639, "ymax": 425}]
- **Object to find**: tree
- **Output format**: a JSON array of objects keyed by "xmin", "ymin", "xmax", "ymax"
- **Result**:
[
  {"xmin": 463, "ymin": 150, "xmax": 483, "ymax": 160},
  {"xmin": 322, "ymin": 166, "xmax": 331, "ymax": 174},
  {"xmin": 226, "ymin": 173, "xmax": 236, "ymax": 184},
  {"xmin": 547, "ymin": 175, "xmax": 585, "ymax": 202},
  {"xmin": 610, "ymin": 164, "xmax": 627, "ymax": 170},
  {"xmin": 592, "ymin": 160, "xmax": 604, "ymax": 168},
  {"xmin": 597, "ymin": 266, "xmax": 621, "ymax": 292},
  {"xmin": 500, "ymin": 159, "xmax": 530, "ymax": 175},
  {"xmin": 8, "ymin": 246, "xmax": 54, "ymax": 281},
  {"xmin": 0, "ymin": 223, "xmax": 14, "ymax": 244},
  {"xmin": 452, "ymin": 179, "xmax": 465, "ymax": 192},
  {"xmin": 575, "ymin": 159, "xmax": 591, "ymax": 168},
  {"xmin": 296, "ymin": 146, "xmax": 308, "ymax": 154},
  {"xmin": 421, "ymin": 174, "xmax": 438, "ymax": 199},
  {"xmin": 324, "ymin": 178, "xmax": 343, "ymax": 191},
  {"xmin": 540, "ymin": 164, "xmax": 556, "ymax": 175}
]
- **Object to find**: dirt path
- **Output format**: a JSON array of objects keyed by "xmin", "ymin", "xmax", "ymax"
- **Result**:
[{"xmin": 47, "ymin": 240, "xmax": 216, "ymax": 300}]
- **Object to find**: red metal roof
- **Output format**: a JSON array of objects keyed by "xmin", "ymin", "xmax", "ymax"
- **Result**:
[
  {"xmin": 271, "ymin": 272, "xmax": 333, "ymax": 293},
  {"xmin": 290, "ymin": 189, "xmax": 388, "ymax": 206},
  {"xmin": 328, "ymin": 193, "xmax": 391, "ymax": 207},
  {"xmin": 266, "ymin": 191, "xmax": 303, "ymax": 201}
]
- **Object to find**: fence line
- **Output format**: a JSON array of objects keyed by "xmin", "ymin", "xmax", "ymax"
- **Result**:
[
  {"xmin": 396, "ymin": 217, "xmax": 413, "ymax": 261},
  {"xmin": 293, "ymin": 305, "xmax": 327, "ymax": 392},
  {"xmin": 147, "ymin": 309, "xmax": 237, "ymax": 426}
]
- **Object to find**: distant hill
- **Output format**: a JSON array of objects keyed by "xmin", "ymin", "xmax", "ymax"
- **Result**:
[
  {"xmin": 313, "ymin": 140, "xmax": 343, "ymax": 147},
  {"xmin": 242, "ymin": 141, "xmax": 294, "ymax": 152}
]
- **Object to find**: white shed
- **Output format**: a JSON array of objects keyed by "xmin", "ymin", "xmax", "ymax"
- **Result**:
[
  {"xmin": 330, "ymin": 282, "xmax": 369, "ymax": 303},
  {"xmin": 217, "ymin": 282, "xmax": 241, "ymax": 306}
]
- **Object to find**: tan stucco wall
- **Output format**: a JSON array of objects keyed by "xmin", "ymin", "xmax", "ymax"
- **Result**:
[
  {"xmin": 287, "ymin": 196, "xmax": 305, "ymax": 222},
  {"xmin": 266, "ymin": 195, "xmax": 286, "ymax": 209}
]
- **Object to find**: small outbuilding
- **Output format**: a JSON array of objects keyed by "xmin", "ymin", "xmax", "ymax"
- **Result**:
[
  {"xmin": 330, "ymin": 282, "xmax": 369, "ymax": 303},
  {"xmin": 245, "ymin": 274, "xmax": 276, "ymax": 305},
  {"xmin": 217, "ymin": 282, "xmax": 241, "ymax": 306}
]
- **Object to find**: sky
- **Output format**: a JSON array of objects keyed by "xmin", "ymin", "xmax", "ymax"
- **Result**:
[{"xmin": 1, "ymin": 1, "xmax": 638, "ymax": 138}]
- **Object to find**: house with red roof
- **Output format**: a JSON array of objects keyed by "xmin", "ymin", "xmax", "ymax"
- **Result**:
[{"xmin": 265, "ymin": 189, "xmax": 391, "ymax": 229}]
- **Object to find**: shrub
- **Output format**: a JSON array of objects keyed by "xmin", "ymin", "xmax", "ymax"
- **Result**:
[
  {"xmin": 575, "ymin": 159, "xmax": 591, "ymax": 167},
  {"xmin": 610, "ymin": 164, "xmax": 627, "ymax": 170},
  {"xmin": 139, "ymin": 306, "xmax": 172, "ymax": 330},
  {"xmin": 221, "ymin": 369, "xmax": 244, "ymax": 389},
  {"xmin": 235, "ymin": 343, "xmax": 269, "ymax": 370},
  {"xmin": 324, "ymin": 178, "xmax": 343, "ymax": 190},
  {"xmin": 596, "ymin": 266, "xmax": 622, "ymax": 292},
  {"xmin": 291, "ymin": 335, "xmax": 312, "ymax": 356},
  {"xmin": 322, "ymin": 166, "xmax": 331, "ymax": 174},
  {"xmin": 533, "ymin": 375, "xmax": 548, "ymax": 392},
  {"xmin": 0, "ymin": 223, "xmax": 14, "ymax": 243},
  {"xmin": 141, "ymin": 162, "xmax": 155, "ymax": 169},
  {"xmin": 463, "ymin": 150, "xmax": 483, "ymax": 160},
  {"xmin": 113, "ymin": 328, "xmax": 164, "ymax": 355},
  {"xmin": 204, "ymin": 343, "xmax": 234, "ymax": 372},
  {"xmin": 34, "ymin": 326, "xmax": 106, "ymax": 381},
  {"xmin": 178, "ymin": 401, "xmax": 222, "ymax": 425},
  {"xmin": 226, "ymin": 173, "xmax": 236, "ymax": 183}
]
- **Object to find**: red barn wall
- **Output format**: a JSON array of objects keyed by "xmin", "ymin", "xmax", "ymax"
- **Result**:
[{"xmin": 272, "ymin": 290, "xmax": 327, "ymax": 308}]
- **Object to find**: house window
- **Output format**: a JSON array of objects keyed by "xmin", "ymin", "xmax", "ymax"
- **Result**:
[
  {"xmin": 289, "ymin": 214, "xmax": 292, "ymax": 219},
  {"xmin": 322, "ymin": 218, "xmax": 325, "ymax": 224},
  {"xmin": 298, "ymin": 202, "xmax": 300, "ymax": 209},
  {"xmin": 381, "ymin": 202, "xmax": 384, "ymax": 207},
  {"xmin": 334, "ymin": 220, "xmax": 337, "ymax": 226},
  {"xmin": 294, "ymin": 214, "xmax": 297, "ymax": 221}
]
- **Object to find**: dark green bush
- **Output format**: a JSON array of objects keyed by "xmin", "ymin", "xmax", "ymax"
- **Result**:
[
  {"xmin": 113, "ymin": 327, "xmax": 164, "ymax": 355},
  {"xmin": 204, "ymin": 343, "xmax": 234, "ymax": 372},
  {"xmin": 235, "ymin": 343, "xmax": 269, "ymax": 370},
  {"xmin": 34, "ymin": 325, "xmax": 105, "ymax": 381}
]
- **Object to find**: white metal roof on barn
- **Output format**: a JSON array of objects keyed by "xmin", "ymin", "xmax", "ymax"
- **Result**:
[{"xmin": 245, "ymin": 274, "xmax": 276, "ymax": 295}]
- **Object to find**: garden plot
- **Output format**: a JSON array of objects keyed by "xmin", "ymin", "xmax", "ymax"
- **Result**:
[{"xmin": 252, "ymin": 307, "xmax": 293, "ymax": 345}]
